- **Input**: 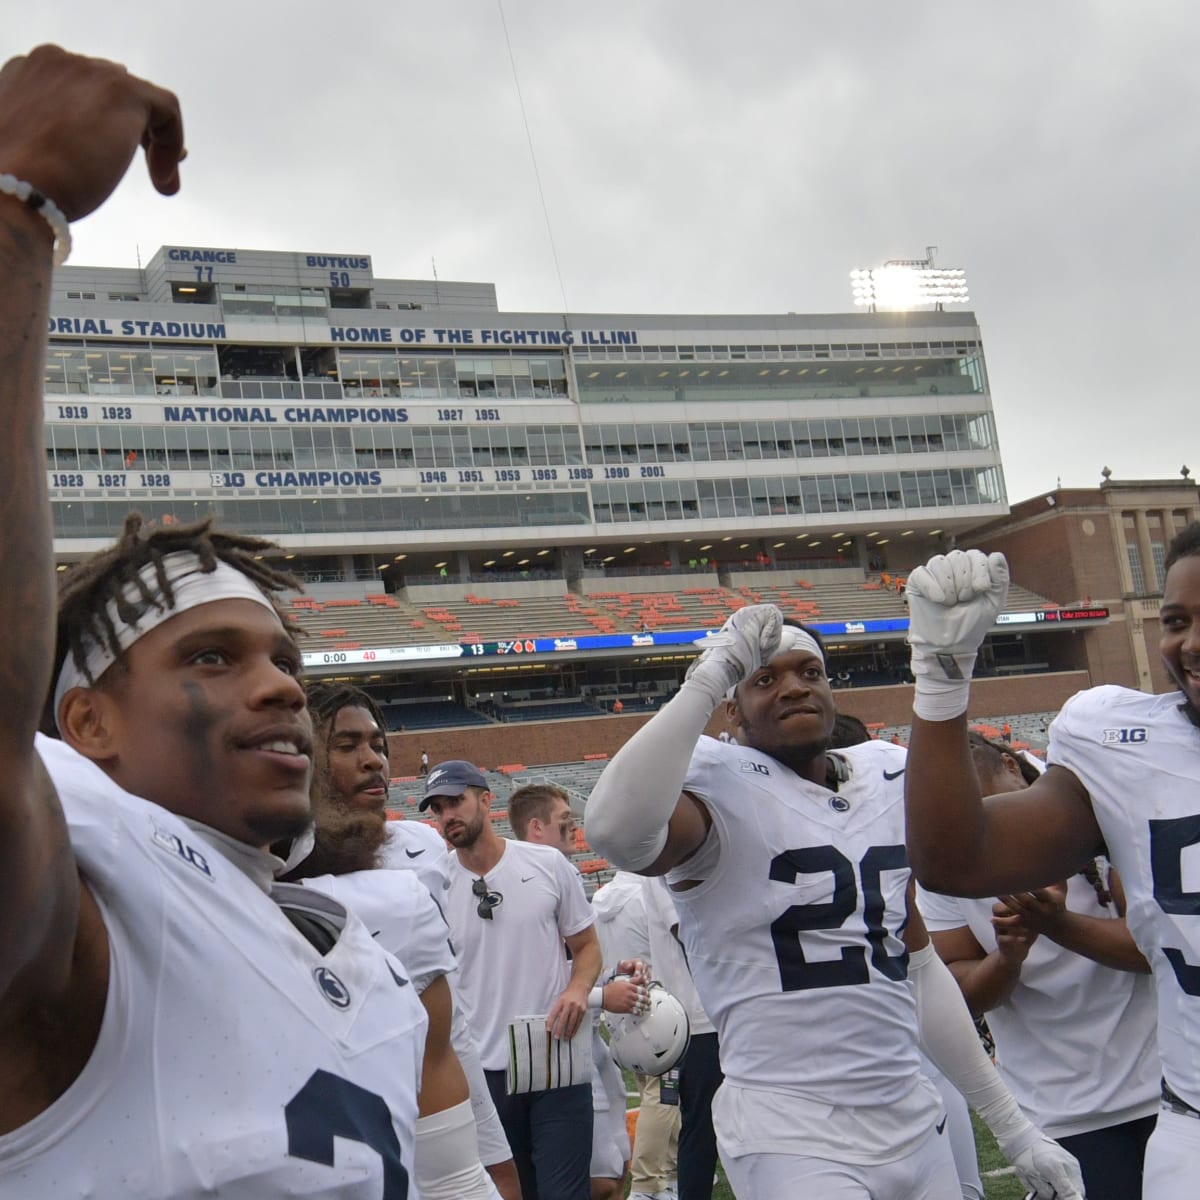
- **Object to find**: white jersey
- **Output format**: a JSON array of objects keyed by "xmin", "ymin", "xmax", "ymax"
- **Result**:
[
  {"xmin": 374, "ymin": 824, "xmax": 515, "ymax": 1167},
  {"xmin": 302, "ymin": 868, "xmax": 456, "ymax": 994},
  {"xmin": 380, "ymin": 819, "xmax": 451, "ymax": 904},
  {"xmin": 445, "ymin": 839, "xmax": 594, "ymax": 1070},
  {"xmin": 919, "ymin": 875, "xmax": 1160, "ymax": 1137},
  {"xmin": 642, "ymin": 875, "xmax": 714, "ymax": 1036},
  {"xmin": 1050, "ymin": 685, "xmax": 1200, "ymax": 1106},
  {"xmin": 1, "ymin": 735, "xmax": 427, "ymax": 1199},
  {"xmin": 591, "ymin": 870, "xmax": 652, "ymax": 968},
  {"xmin": 667, "ymin": 737, "xmax": 940, "ymax": 1160}
]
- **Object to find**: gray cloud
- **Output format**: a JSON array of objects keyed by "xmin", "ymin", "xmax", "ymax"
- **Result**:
[{"xmin": 8, "ymin": 0, "xmax": 1198, "ymax": 500}]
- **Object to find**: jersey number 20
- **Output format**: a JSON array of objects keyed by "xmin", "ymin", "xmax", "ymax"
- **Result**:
[{"xmin": 770, "ymin": 844, "xmax": 908, "ymax": 992}]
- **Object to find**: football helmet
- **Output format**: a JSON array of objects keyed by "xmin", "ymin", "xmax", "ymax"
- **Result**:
[{"xmin": 605, "ymin": 981, "xmax": 690, "ymax": 1075}]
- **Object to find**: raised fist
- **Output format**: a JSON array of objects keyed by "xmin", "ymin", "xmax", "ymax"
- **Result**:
[
  {"xmin": 0, "ymin": 45, "xmax": 183, "ymax": 222},
  {"xmin": 685, "ymin": 603, "xmax": 783, "ymax": 708},
  {"xmin": 906, "ymin": 549, "xmax": 1009, "ymax": 682}
]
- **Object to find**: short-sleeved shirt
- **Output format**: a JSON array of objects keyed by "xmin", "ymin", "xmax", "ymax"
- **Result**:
[
  {"xmin": 666, "ymin": 737, "xmax": 940, "ymax": 1162},
  {"xmin": 919, "ymin": 875, "xmax": 1159, "ymax": 1137},
  {"xmin": 379, "ymin": 819, "xmax": 451, "ymax": 904},
  {"xmin": 303, "ymin": 868, "xmax": 456, "ymax": 994},
  {"xmin": 1050, "ymin": 685, "xmax": 1200, "ymax": 1108},
  {"xmin": 0, "ymin": 735, "xmax": 426, "ymax": 1198},
  {"xmin": 445, "ymin": 838, "xmax": 594, "ymax": 1070}
]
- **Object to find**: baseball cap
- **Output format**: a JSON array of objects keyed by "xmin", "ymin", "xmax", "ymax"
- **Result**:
[{"xmin": 420, "ymin": 759, "xmax": 489, "ymax": 810}]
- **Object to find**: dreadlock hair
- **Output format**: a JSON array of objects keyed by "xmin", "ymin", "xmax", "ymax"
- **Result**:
[
  {"xmin": 305, "ymin": 680, "xmax": 389, "ymax": 747},
  {"xmin": 1165, "ymin": 521, "xmax": 1200, "ymax": 573},
  {"xmin": 968, "ymin": 731, "xmax": 1041, "ymax": 786},
  {"xmin": 43, "ymin": 512, "xmax": 301, "ymax": 735},
  {"xmin": 968, "ymin": 731, "xmax": 1112, "ymax": 907},
  {"xmin": 830, "ymin": 712, "xmax": 871, "ymax": 749}
]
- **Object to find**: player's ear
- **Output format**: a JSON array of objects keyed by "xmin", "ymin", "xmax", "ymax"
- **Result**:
[
  {"xmin": 724, "ymin": 695, "xmax": 742, "ymax": 730},
  {"xmin": 57, "ymin": 686, "xmax": 121, "ymax": 762},
  {"xmin": 1000, "ymin": 753, "xmax": 1023, "ymax": 780}
]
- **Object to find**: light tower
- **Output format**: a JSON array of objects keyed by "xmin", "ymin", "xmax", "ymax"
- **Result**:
[{"xmin": 849, "ymin": 246, "xmax": 969, "ymax": 312}]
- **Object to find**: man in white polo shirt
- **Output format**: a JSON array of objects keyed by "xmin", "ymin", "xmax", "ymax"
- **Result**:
[{"xmin": 424, "ymin": 760, "xmax": 602, "ymax": 1200}]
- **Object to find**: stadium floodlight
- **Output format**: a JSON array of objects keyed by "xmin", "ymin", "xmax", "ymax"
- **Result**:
[{"xmin": 849, "ymin": 249, "xmax": 969, "ymax": 311}]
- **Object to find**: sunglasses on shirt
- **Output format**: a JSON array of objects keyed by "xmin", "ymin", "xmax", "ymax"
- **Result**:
[{"xmin": 473, "ymin": 877, "xmax": 503, "ymax": 920}]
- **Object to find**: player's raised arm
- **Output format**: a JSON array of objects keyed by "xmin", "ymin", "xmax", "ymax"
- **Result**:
[
  {"xmin": 0, "ymin": 46, "xmax": 182, "ymax": 1030},
  {"xmin": 903, "ymin": 550, "xmax": 1101, "ymax": 895},
  {"xmin": 585, "ymin": 604, "xmax": 782, "ymax": 874}
]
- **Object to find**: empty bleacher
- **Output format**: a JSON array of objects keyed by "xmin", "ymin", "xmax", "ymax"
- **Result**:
[
  {"xmin": 382, "ymin": 701, "xmax": 492, "ymax": 731},
  {"xmin": 289, "ymin": 576, "xmax": 1061, "ymax": 652}
]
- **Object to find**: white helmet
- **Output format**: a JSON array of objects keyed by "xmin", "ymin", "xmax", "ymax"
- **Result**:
[{"xmin": 605, "ymin": 982, "xmax": 691, "ymax": 1075}]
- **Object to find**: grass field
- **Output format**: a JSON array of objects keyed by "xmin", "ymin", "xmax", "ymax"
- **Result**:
[{"xmin": 623, "ymin": 1079, "xmax": 1028, "ymax": 1199}]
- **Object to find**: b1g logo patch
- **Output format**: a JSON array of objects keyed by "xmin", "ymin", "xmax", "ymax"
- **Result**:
[
  {"xmin": 1102, "ymin": 727, "xmax": 1148, "ymax": 745},
  {"xmin": 739, "ymin": 760, "xmax": 770, "ymax": 776}
]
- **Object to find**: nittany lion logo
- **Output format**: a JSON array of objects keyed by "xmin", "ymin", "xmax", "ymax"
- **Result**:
[
  {"xmin": 1102, "ymin": 727, "xmax": 1148, "ymax": 745},
  {"xmin": 314, "ymin": 966, "xmax": 351, "ymax": 1009}
]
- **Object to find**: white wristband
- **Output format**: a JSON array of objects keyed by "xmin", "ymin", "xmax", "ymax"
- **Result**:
[
  {"xmin": 0, "ymin": 173, "xmax": 71, "ymax": 265},
  {"xmin": 912, "ymin": 675, "xmax": 971, "ymax": 721},
  {"xmin": 589, "ymin": 985, "xmax": 604, "ymax": 1009}
]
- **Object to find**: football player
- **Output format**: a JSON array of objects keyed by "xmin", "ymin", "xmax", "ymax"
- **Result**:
[
  {"xmin": 286, "ymin": 682, "xmax": 505, "ymax": 1200},
  {"xmin": 903, "ymin": 537, "xmax": 1200, "ymax": 1196},
  {"xmin": 0, "ymin": 47, "xmax": 425, "ymax": 1196},
  {"xmin": 919, "ymin": 732, "xmax": 1158, "ymax": 1199},
  {"xmin": 586, "ymin": 607, "xmax": 1083, "ymax": 1198}
]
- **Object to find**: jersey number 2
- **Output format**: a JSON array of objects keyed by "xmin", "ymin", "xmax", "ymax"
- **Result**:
[
  {"xmin": 286, "ymin": 1069, "xmax": 409, "ymax": 1197},
  {"xmin": 770, "ymin": 844, "xmax": 908, "ymax": 991}
]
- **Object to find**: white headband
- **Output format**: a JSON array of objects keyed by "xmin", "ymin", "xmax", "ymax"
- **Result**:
[
  {"xmin": 54, "ymin": 552, "xmax": 282, "ymax": 731},
  {"xmin": 726, "ymin": 626, "xmax": 825, "ymax": 700}
]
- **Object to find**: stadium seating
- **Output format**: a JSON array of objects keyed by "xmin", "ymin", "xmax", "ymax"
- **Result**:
[{"xmin": 287, "ymin": 577, "xmax": 1060, "ymax": 653}]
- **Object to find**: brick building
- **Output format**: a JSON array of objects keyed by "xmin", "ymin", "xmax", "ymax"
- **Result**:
[{"xmin": 959, "ymin": 472, "xmax": 1200, "ymax": 693}]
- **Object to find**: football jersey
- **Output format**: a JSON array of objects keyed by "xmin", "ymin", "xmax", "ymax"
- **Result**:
[
  {"xmin": 380, "ymin": 819, "xmax": 451, "ymax": 903},
  {"xmin": 667, "ymin": 738, "xmax": 935, "ymax": 1124},
  {"xmin": 1050, "ymin": 685, "xmax": 1200, "ymax": 1107},
  {"xmin": 919, "ymin": 875, "xmax": 1159, "ymax": 1137},
  {"xmin": 0, "ymin": 735, "xmax": 427, "ymax": 1199},
  {"xmin": 302, "ymin": 868, "xmax": 456, "ymax": 994}
]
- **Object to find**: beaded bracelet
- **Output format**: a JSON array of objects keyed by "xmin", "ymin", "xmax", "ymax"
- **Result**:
[{"xmin": 0, "ymin": 173, "xmax": 71, "ymax": 265}]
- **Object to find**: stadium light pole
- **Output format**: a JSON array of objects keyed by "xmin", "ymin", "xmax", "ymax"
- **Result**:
[{"xmin": 850, "ymin": 247, "xmax": 969, "ymax": 312}]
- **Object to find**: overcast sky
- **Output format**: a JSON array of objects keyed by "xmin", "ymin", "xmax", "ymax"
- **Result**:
[{"xmin": 9, "ymin": 2, "xmax": 1198, "ymax": 503}]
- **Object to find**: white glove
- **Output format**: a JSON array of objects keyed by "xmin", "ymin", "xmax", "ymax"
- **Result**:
[
  {"xmin": 905, "ymin": 549, "xmax": 1009, "ymax": 720},
  {"xmin": 684, "ymin": 603, "xmax": 783, "ymax": 709},
  {"xmin": 1005, "ymin": 1131, "xmax": 1086, "ymax": 1200}
]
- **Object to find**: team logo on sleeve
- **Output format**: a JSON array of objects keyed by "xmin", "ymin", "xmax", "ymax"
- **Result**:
[
  {"xmin": 739, "ymin": 759, "xmax": 771, "ymax": 776},
  {"xmin": 314, "ymin": 966, "xmax": 352, "ymax": 1009},
  {"xmin": 1101, "ymin": 727, "xmax": 1148, "ymax": 745},
  {"xmin": 150, "ymin": 821, "xmax": 213, "ymax": 879}
]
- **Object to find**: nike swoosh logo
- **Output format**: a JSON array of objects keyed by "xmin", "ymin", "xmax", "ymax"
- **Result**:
[
  {"xmin": 883, "ymin": 768, "xmax": 906, "ymax": 781},
  {"xmin": 521, "ymin": 875, "xmax": 536, "ymax": 882},
  {"xmin": 405, "ymin": 848, "xmax": 425, "ymax": 858},
  {"xmin": 935, "ymin": 1115, "xmax": 947, "ymax": 1135},
  {"xmin": 388, "ymin": 960, "xmax": 409, "ymax": 988}
]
